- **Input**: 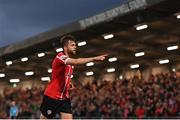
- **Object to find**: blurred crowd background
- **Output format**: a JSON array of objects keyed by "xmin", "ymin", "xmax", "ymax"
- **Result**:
[{"xmin": 0, "ymin": 71, "xmax": 179, "ymax": 119}]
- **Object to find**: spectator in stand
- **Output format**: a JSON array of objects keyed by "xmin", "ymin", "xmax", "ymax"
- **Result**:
[{"xmin": 9, "ymin": 101, "xmax": 18, "ymax": 119}]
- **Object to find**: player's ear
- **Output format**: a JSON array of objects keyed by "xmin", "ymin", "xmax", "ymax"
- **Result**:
[{"xmin": 64, "ymin": 45, "xmax": 68, "ymax": 51}]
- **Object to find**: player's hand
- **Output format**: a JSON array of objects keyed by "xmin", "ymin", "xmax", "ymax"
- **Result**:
[
  {"xmin": 70, "ymin": 83, "xmax": 75, "ymax": 90},
  {"xmin": 94, "ymin": 54, "xmax": 108, "ymax": 61}
]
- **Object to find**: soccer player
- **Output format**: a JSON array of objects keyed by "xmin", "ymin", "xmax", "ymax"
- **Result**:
[{"xmin": 40, "ymin": 35, "xmax": 107, "ymax": 119}]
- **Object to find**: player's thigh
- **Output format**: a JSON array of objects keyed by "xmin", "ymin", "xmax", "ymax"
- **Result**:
[
  {"xmin": 40, "ymin": 113, "xmax": 47, "ymax": 120},
  {"xmin": 60, "ymin": 112, "xmax": 73, "ymax": 119}
]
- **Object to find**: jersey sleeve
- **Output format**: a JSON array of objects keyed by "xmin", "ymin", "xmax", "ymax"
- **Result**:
[{"xmin": 56, "ymin": 54, "xmax": 70, "ymax": 64}]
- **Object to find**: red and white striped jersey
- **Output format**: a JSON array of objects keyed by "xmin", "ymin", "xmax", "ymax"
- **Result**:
[{"xmin": 44, "ymin": 52, "xmax": 73, "ymax": 100}]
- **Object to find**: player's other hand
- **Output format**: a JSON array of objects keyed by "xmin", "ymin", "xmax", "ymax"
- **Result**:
[{"xmin": 94, "ymin": 54, "xmax": 108, "ymax": 61}]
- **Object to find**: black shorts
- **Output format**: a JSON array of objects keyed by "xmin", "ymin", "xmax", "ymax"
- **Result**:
[{"xmin": 40, "ymin": 95, "xmax": 72, "ymax": 119}]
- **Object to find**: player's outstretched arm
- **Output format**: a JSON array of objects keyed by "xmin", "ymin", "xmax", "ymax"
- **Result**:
[{"xmin": 66, "ymin": 54, "xmax": 108, "ymax": 65}]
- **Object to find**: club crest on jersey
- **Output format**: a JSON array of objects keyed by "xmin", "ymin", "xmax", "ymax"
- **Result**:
[{"xmin": 60, "ymin": 55, "xmax": 68, "ymax": 62}]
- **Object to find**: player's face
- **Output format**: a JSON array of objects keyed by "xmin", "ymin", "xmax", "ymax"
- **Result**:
[{"xmin": 67, "ymin": 40, "xmax": 77, "ymax": 55}]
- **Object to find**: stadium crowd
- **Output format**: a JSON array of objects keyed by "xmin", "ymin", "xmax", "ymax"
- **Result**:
[{"xmin": 0, "ymin": 71, "xmax": 179, "ymax": 118}]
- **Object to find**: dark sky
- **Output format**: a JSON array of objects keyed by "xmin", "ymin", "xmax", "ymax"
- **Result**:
[{"xmin": 0, "ymin": 0, "xmax": 127, "ymax": 48}]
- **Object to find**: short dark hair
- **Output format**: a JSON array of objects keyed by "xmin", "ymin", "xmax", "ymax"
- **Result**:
[{"xmin": 60, "ymin": 34, "xmax": 76, "ymax": 47}]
